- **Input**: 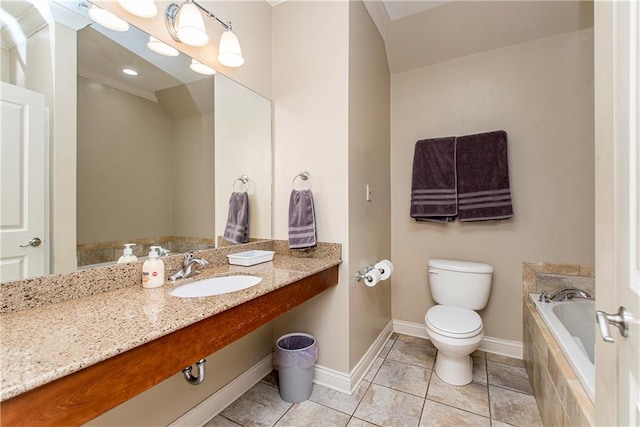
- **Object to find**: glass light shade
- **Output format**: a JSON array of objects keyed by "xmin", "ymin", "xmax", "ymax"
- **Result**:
[
  {"xmin": 176, "ymin": 3, "xmax": 209, "ymax": 47},
  {"xmin": 217, "ymin": 30, "xmax": 244, "ymax": 67},
  {"xmin": 147, "ymin": 36, "xmax": 179, "ymax": 57},
  {"xmin": 117, "ymin": 0, "xmax": 157, "ymax": 18},
  {"xmin": 190, "ymin": 59, "xmax": 216, "ymax": 75},
  {"xmin": 88, "ymin": 5, "xmax": 129, "ymax": 32}
]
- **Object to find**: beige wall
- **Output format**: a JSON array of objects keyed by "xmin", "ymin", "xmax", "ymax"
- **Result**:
[
  {"xmin": 215, "ymin": 74, "xmax": 272, "ymax": 241},
  {"xmin": 77, "ymin": 76, "xmax": 174, "ymax": 244},
  {"xmin": 391, "ymin": 29, "xmax": 595, "ymax": 342},
  {"xmin": 347, "ymin": 0, "xmax": 392, "ymax": 369},
  {"xmin": 271, "ymin": 0, "xmax": 351, "ymax": 373}
]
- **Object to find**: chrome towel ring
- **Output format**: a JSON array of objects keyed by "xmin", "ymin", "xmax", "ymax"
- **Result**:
[
  {"xmin": 292, "ymin": 171, "xmax": 312, "ymax": 190},
  {"xmin": 232, "ymin": 175, "xmax": 249, "ymax": 192}
]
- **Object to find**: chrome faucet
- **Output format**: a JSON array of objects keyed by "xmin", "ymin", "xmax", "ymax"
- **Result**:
[
  {"xmin": 549, "ymin": 288, "xmax": 591, "ymax": 301},
  {"xmin": 170, "ymin": 251, "xmax": 208, "ymax": 281}
]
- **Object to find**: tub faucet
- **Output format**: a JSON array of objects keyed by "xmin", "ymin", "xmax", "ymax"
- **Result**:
[
  {"xmin": 549, "ymin": 288, "xmax": 591, "ymax": 301},
  {"xmin": 170, "ymin": 251, "xmax": 208, "ymax": 281}
]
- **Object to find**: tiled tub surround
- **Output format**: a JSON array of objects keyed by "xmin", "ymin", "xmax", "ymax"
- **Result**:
[
  {"xmin": 0, "ymin": 240, "xmax": 341, "ymax": 403},
  {"xmin": 522, "ymin": 262, "xmax": 595, "ymax": 426}
]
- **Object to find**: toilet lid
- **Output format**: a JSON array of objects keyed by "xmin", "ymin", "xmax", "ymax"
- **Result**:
[{"xmin": 425, "ymin": 305, "xmax": 483, "ymax": 338}]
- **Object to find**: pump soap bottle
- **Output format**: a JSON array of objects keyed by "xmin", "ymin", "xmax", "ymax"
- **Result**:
[
  {"xmin": 142, "ymin": 246, "xmax": 165, "ymax": 288},
  {"xmin": 117, "ymin": 243, "xmax": 138, "ymax": 264}
]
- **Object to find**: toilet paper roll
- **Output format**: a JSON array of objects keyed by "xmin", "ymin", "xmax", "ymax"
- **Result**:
[
  {"xmin": 374, "ymin": 259, "xmax": 394, "ymax": 281},
  {"xmin": 364, "ymin": 268, "xmax": 382, "ymax": 287}
]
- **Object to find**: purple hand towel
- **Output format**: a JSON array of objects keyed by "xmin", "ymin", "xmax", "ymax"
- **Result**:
[
  {"xmin": 288, "ymin": 189, "xmax": 317, "ymax": 249},
  {"xmin": 410, "ymin": 137, "xmax": 458, "ymax": 223},
  {"xmin": 456, "ymin": 130, "xmax": 513, "ymax": 221},
  {"xmin": 223, "ymin": 192, "xmax": 250, "ymax": 243}
]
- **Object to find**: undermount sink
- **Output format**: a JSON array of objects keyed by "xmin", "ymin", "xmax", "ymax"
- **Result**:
[{"xmin": 169, "ymin": 275, "xmax": 262, "ymax": 298}]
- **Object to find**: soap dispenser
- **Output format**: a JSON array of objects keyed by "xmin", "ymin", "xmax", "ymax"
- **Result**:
[
  {"xmin": 117, "ymin": 243, "xmax": 138, "ymax": 264},
  {"xmin": 142, "ymin": 246, "xmax": 165, "ymax": 288}
]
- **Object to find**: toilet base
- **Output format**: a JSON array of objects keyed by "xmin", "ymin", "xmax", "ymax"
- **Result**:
[{"xmin": 434, "ymin": 352, "xmax": 473, "ymax": 386}]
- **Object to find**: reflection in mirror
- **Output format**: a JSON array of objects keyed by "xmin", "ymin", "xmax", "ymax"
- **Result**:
[{"xmin": 0, "ymin": 0, "xmax": 271, "ymax": 282}]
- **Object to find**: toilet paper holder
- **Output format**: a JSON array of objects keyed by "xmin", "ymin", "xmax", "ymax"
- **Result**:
[{"xmin": 355, "ymin": 259, "xmax": 394, "ymax": 283}]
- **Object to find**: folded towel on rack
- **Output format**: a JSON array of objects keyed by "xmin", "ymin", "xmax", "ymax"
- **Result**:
[
  {"xmin": 223, "ymin": 192, "xmax": 250, "ymax": 244},
  {"xmin": 456, "ymin": 130, "xmax": 513, "ymax": 221},
  {"xmin": 288, "ymin": 189, "xmax": 317, "ymax": 249},
  {"xmin": 410, "ymin": 137, "xmax": 458, "ymax": 223}
]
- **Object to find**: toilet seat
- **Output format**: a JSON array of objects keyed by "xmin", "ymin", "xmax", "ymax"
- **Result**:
[{"xmin": 425, "ymin": 305, "xmax": 483, "ymax": 339}]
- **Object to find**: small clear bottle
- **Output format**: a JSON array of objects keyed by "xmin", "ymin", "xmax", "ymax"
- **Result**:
[
  {"xmin": 117, "ymin": 243, "xmax": 138, "ymax": 264},
  {"xmin": 142, "ymin": 246, "xmax": 165, "ymax": 288}
]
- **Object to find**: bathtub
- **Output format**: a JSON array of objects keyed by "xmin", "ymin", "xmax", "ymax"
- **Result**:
[{"xmin": 530, "ymin": 293, "xmax": 595, "ymax": 402}]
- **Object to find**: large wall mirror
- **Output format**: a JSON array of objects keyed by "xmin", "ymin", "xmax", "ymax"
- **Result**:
[{"xmin": 0, "ymin": 0, "xmax": 272, "ymax": 282}]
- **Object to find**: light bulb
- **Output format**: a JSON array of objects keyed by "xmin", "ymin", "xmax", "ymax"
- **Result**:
[
  {"xmin": 117, "ymin": 0, "xmax": 158, "ymax": 18},
  {"xmin": 88, "ymin": 5, "xmax": 129, "ymax": 32},
  {"xmin": 217, "ymin": 30, "xmax": 244, "ymax": 67},
  {"xmin": 176, "ymin": 2, "xmax": 209, "ymax": 47},
  {"xmin": 147, "ymin": 36, "xmax": 179, "ymax": 57}
]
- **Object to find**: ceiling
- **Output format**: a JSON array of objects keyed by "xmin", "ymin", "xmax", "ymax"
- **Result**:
[{"xmin": 362, "ymin": 0, "xmax": 594, "ymax": 74}]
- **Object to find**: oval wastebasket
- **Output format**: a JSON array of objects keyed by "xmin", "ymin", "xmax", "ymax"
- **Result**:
[{"xmin": 275, "ymin": 333, "xmax": 318, "ymax": 403}]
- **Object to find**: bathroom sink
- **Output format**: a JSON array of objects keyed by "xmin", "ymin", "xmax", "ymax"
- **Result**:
[{"xmin": 169, "ymin": 275, "xmax": 262, "ymax": 298}]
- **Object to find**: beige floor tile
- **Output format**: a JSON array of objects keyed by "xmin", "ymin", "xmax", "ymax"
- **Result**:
[
  {"xmin": 275, "ymin": 400, "xmax": 350, "ymax": 427},
  {"xmin": 491, "ymin": 421, "xmax": 517, "ymax": 427},
  {"xmin": 364, "ymin": 357, "xmax": 384, "ymax": 382},
  {"xmin": 473, "ymin": 356, "xmax": 488, "ymax": 384},
  {"xmin": 395, "ymin": 335, "xmax": 436, "ymax": 350},
  {"xmin": 487, "ymin": 361, "xmax": 533, "ymax": 395},
  {"xmin": 426, "ymin": 374, "xmax": 490, "ymax": 417},
  {"xmin": 489, "ymin": 385, "xmax": 543, "ymax": 427},
  {"xmin": 386, "ymin": 340, "xmax": 436, "ymax": 369},
  {"xmin": 346, "ymin": 417, "xmax": 379, "ymax": 427},
  {"xmin": 220, "ymin": 382, "xmax": 292, "ymax": 427},
  {"xmin": 419, "ymin": 400, "xmax": 491, "ymax": 427},
  {"xmin": 261, "ymin": 370, "xmax": 279, "ymax": 388},
  {"xmin": 353, "ymin": 383, "xmax": 424, "ymax": 427},
  {"xmin": 309, "ymin": 381, "xmax": 370, "ymax": 415},
  {"xmin": 379, "ymin": 338, "xmax": 394, "ymax": 358},
  {"xmin": 486, "ymin": 353, "xmax": 525, "ymax": 368},
  {"xmin": 373, "ymin": 359, "xmax": 432, "ymax": 397},
  {"xmin": 203, "ymin": 415, "xmax": 243, "ymax": 427}
]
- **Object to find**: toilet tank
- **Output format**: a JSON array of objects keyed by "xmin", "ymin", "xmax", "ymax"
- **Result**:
[{"xmin": 428, "ymin": 259, "xmax": 493, "ymax": 310}]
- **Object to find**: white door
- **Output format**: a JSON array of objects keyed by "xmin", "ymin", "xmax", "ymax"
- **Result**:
[
  {"xmin": 595, "ymin": 1, "xmax": 640, "ymax": 425},
  {"xmin": 0, "ymin": 82, "xmax": 47, "ymax": 281}
]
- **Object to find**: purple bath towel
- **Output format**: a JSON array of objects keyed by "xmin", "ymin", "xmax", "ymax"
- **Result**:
[
  {"xmin": 288, "ymin": 189, "xmax": 317, "ymax": 249},
  {"xmin": 456, "ymin": 130, "xmax": 513, "ymax": 221},
  {"xmin": 410, "ymin": 137, "xmax": 458, "ymax": 223},
  {"xmin": 223, "ymin": 192, "xmax": 250, "ymax": 243}
]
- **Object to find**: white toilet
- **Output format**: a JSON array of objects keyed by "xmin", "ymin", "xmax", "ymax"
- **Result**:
[{"xmin": 424, "ymin": 259, "xmax": 493, "ymax": 386}]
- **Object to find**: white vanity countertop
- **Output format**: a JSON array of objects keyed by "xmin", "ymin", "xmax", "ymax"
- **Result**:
[{"xmin": 0, "ymin": 255, "xmax": 340, "ymax": 401}]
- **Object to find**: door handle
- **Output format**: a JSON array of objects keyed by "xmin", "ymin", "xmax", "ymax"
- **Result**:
[
  {"xmin": 20, "ymin": 237, "xmax": 42, "ymax": 247},
  {"xmin": 596, "ymin": 306, "xmax": 629, "ymax": 343}
]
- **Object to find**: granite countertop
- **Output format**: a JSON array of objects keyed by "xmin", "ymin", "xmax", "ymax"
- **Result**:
[{"xmin": 0, "ymin": 254, "xmax": 340, "ymax": 401}]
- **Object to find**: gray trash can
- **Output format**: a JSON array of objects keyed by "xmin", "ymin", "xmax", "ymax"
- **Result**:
[{"xmin": 275, "ymin": 333, "xmax": 318, "ymax": 403}]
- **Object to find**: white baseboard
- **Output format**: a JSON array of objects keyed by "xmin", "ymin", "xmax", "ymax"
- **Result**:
[
  {"xmin": 313, "ymin": 319, "xmax": 394, "ymax": 395},
  {"xmin": 392, "ymin": 319, "xmax": 523, "ymax": 359},
  {"xmin": 168, "ymin": 355, "xmax": 273, "ymax": 427}
]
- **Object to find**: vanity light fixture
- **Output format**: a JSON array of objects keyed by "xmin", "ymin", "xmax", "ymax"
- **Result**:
[
  {"xmin": 147, "ymin": 36, "xmax": 179, "ymax": 57},
  {"xmin": 189, "ymin": 59, "xmax": 216, "ymax": 75},
  {"xmin": 116, "ymin": 0, "xmax": 158, "ymax": 18},
  {"xmin": 165, "ymin": 1, "xmax": 244, "ymax": 67},
  {"xmin": 88, "ymin": 4, "xmax": 129, "ymax": 32}
]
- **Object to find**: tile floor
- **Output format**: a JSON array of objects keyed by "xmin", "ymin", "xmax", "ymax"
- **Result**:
[{"xmin": 205, "ymin": 334, "xmax": 543, "ymax": 427}]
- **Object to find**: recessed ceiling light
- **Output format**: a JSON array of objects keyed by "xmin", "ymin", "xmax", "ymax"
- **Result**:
[
  {"xmin": 147, "ymin": 36, "xmax": 179, "ymax": 57},
  {"xmin": 189, "ymin": 59, "xmax": 216, "ymax": 76},
  {"xmin": 88, "ymin": 5, "xmax": 129, "ymax": 32},
  {"xmin": 122, "ymin": 68, "xmax": 138, "ymax": 76}
]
